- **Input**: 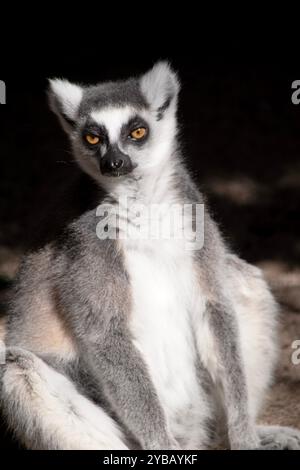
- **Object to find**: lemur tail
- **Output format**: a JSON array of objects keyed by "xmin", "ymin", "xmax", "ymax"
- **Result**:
[{"xmin": 0, "ymin": 347, "xmax": 128, "ymax": 450}]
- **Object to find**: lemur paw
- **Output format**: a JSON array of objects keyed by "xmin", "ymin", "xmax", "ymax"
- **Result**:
[
  {"xmin": 0, "ymin": 347, "xmax": 40, "ymax": 396},
  {"xmin": 257, "ymin": 425, "xmax": 300, "ymax": 450},
  {"xmin": 145, "ymin": 435, "xmax": 180, "ymax": 450},
  {"xmin": 6, "ymin": 347, "xmax": 34, "ymax": 364},
  {"xmin": 0, "ymin": 346, "xmax": 42, "ymax": 390},
  {"xmin": 4, "ymin": 346, "xmax": 37, "ymax": 370},
  {"xmin": 168, "ymin": 436, "xmax": 181, "ymax": 450}
]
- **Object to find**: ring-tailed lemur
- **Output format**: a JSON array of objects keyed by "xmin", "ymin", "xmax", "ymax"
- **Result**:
[{"xmin": 1, "ymin": 62, "xmax": 300, "ymax": 450}]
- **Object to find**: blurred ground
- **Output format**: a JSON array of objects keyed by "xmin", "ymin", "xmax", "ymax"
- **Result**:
[
  {"xmin": 0, "ymin": 62, "xmax": 299, "ymax": 445},
  {"xmin": 259, "ymin": 263, "xmax": 300, "ymax": 429}
]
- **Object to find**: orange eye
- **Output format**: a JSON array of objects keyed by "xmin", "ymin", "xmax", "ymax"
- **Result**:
[
  {"xmin": 130, "ymin": 127, "xmax": 147, "ymax": 140},
  {"xmin": 85, "ymin": 134, "xmax": 100, "ymax": 145}
]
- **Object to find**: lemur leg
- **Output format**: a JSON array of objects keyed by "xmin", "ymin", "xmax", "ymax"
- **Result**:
[
  {"xmin": 228, "ymin": 255, "xmax": 300, "ymax": 450},
  {"xmin": 195, "ymin": 254, "xmax": 295, "ymax": 450},
  {"xmin": 227, "ymin": 255, "xmax": 279, "ymax": 419},
  {"xmin": 0, "ymin": 347, "xmax": 128, "ymax": 450}
]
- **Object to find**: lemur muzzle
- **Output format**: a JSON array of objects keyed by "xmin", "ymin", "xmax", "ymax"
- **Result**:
[{"xmin": 100, "ymin": 146, "xmax": 136, "ymax": 176}]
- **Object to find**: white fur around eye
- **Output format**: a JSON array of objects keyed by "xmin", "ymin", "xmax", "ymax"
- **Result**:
[{"xmin": 90, "ymin": 107, "xmax": 134, "ymax": 143}]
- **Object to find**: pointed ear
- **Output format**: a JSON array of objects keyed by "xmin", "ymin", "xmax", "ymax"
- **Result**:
[
  {"xmin": 48, "ymin": 79, "xmax": 83, "ymax": 132},
  {"xmin": 140, "ymin": 61, "xmax": 180, "ymax": 119}
]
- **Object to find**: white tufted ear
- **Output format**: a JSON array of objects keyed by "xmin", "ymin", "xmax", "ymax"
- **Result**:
[
  {"xmin": 48, "ymin": 79, "xmax": 83, "ymax": 131},
  {"xmin": 140, "ymin": 61, "xmax": 180, "ymax": 117}
]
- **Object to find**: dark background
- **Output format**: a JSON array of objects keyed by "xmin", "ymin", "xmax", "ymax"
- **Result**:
[
  {"xmin": 0, "ymin": 29, "xmax": 300, "ymax": 448},
  {"xmin": 0, "ymin": 39, "xmax": 300, "ymax": 264}
]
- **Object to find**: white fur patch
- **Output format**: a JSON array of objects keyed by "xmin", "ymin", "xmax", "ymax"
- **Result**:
[
  {"xmin": 140, "ymin": 61, "xmax": 179, "ymax": 110},
  {"xmin": 49, "ymin": 79, "xmax": 83, "ymax": 120},
  {"xmin": 90, "ymin": 107, "xmax": 134, "ymax": 143},
  {"xmin": 123, "ymin": 230, "xmax": 209, "ymax": 448}
]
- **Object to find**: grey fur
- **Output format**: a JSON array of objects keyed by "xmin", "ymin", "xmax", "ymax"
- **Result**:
[
  {"xmin": 207, "ymin": 302, "xmax": 258, "ymax": 449},
  {"xmin": 1, "ymin": 61, "xmax": 300, "ymax": 450},
  {"xmin": 80, "ymin": 79, "xmax": 148, "ymax": 115}
]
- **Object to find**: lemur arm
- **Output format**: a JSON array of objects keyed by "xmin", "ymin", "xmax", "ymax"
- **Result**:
[
  {"xmin": 207, "ymin": 301, "xmax": 259, "ymax": 449},
  {"xmin": 80, "ymin": 312, "xmax": 174, "ymax": 450}
]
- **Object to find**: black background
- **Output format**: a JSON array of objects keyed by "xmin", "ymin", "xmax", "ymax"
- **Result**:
[{"xmin": 0, "ymin": 30, "xmax": 299, "ymax": 264}]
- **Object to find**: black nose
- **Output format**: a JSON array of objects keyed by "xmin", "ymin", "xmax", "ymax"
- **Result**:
[
  {"xmin": 110, "ymin": 158, "xmax": 124, "ymax": 170},
  {"xmin": 100, "ymin": 146, "xmax": 136, "ymax": 176}
]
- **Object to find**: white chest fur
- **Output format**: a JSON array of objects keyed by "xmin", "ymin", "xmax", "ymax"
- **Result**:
[{"xmin": 123, "ymin": 239, "xmax": 209, "ymax": 447}]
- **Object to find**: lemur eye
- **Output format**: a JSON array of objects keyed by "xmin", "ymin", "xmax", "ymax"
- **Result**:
[
  {"xmin": 85, "ymin": 134, "xmax": 100, "ymax": 145},
  {"xmin": 129, "ymin": 127, "xmax": 147, "ymax": 140}
]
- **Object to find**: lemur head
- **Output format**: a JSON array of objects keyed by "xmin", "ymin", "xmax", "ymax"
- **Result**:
[{"xmin": 49, "ymin": 62, "xmax": 180, "ymax": 184}]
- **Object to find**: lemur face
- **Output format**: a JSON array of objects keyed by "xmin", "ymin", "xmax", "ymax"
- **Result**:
[
  {"xmin": 48, "ymin": 62, "xmax": 180, "ymax": 183},
  {"xmin": 78, "ymin": 104, "xmax": 153, "ymax": 178}
]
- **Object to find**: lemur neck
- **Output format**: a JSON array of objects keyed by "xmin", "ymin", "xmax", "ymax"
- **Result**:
[{"xmin": 104, "ymin": 155, "xmax": 183, "ymax": 207}]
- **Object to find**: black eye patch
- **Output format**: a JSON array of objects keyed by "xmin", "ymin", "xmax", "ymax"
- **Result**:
[
  {"xmin": 121, "ymin": 116, "xmax": 149, "ymax": 144},
  {"xmin": 81, "ymin": 122, "xmax": 109, "ymax": 147}
]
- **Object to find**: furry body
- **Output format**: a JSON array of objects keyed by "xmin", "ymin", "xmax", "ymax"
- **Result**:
[{"xmin": 1, "ymin": 62, "xmax": 300, "ymax": 450}]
